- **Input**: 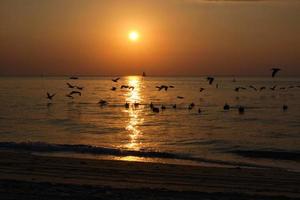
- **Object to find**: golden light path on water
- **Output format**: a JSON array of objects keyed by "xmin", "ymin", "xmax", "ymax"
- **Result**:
[{"xmin": 123, "ymin": 76, "xmax": 144, "ymax": 152}]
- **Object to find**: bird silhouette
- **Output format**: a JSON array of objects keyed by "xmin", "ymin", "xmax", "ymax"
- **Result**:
[
  {"xmin": 152, "ymin": 107, "xmax": 159, "ymax": 113},
  {"xmin": 161, "ymin": 105, "xmax": 166, "ymax": 110},
  {"xmin": 128, "ymin": 86, "xmax": 135, "ymax": 90},
  {"xmin": 69, "ymin": 91, "xmax": 81, "ymax": 96},
  {"xmin": 223, "ymin": 103, "xmax": 230, "ymax": 110},
  {"xmin": 198, "ymin": 108, "xmax": 202, "ymax": 114},
  {"xmin": 156, "ymin": 85, "xmax": 169, "ymax": 91},
  {"xmin": 238, "ymin": 106, "xmax": 245, "ymax": 114},
  {"xmin": 76, "ymin": 86, "xmax": 84, "ymax": 90},
  {"xmin": 70, "ymin": 76, "xmax": 78, "ymax": 80},
  {"xmin": 67, "ymin": 82, "xmax": 75, "ymax": 89},
  {"xmin": 98, "ymin": 100, "xmax": 108, "ymax": 106},
  {"xmin": 283, "ymin": 104, "xmax": 288, "ymax": 111},
  {"xmin": 177, "ymin": 96, "xmax": 184, "ymax": 99},
  {"xmin": 188, "ymin": 103, "xmax": 195, "ymax": 110},
  {"xmin": 66, "ymin": 94, "xmax": 74, "ymax": 99},
  {"xmin": 172, "ymin": 104, "xmax": 177, "ymax": 109},
  {"xmin": 46, "ymin": 92, "xmax": 56, "ymax": 100},
  {"xmin": 271, "ymin": 68, "xmax": 281, "ymax": 77},
  {"xmin": 125, "ymin": 102, "xmax": 130, "ymax": 109},
  {"xmin": 260, "ymin": 87, "xmax": 266, "ymax": 91},
  {"xmin": 112, "ymin": 77, "xmax": 120, "ymax": 82},
  {"xmin": 207, "ymin": 77, "xmax": 214, "ymax": 85},
  {"xmin": 111, "ymin": 87, "xmax": 117, "ymax": 91},
  {"xmin": 200, "ymin": 88, "xmax": 205, "ymax": 92},
  {"xmin": 121, "ymin": 85, "xmax": 129, "ymax": 89},
  {"xmin": 249, "ymin": 85, "xmax": 257, "ymax": 91},
  {"xmin": 270, "ymin": 85, "xmax": 277, "ymax": 90}
]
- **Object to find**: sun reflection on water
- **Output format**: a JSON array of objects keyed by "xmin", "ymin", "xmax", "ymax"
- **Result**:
[{"xmin": 123, "ymin": 76, "xmax": 144, "ymax": 151}]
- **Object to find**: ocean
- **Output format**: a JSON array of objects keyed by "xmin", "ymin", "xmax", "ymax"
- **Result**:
[{"xmin": 0, "ymin": 76, "xmax": 299, "ymax": 171}]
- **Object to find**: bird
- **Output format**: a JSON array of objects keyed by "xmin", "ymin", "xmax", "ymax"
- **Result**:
[
  {"xmin": 76, "ymin": 86, "xmax": 84, "ymax": 90},
  {"xmin": 152, "ymin": 107, "xmax": 159, "ymax": 113},
  {"xmin": 161, "ymin": 105, "xmax": 166, "ymax": 110},
  {"xmin": 128, "ymin": 86, "xmax": 135, "ymax": 90},
  {"xmin": 112, "ymin": 77, "xmax": 120, "ymax": 82},
  {"xmin": 238, "ymin": 106, "xmax": 245, "ymax": 114},
  {"xmin": 98, "ymin": 100, "xmax": 108, "ymax": 106},
  {"xmin": 69, "ymin": 91, "xmax": 81, "ymax": 96},
  {"xmin": 280, "ymin": 87, "xmax": 286, "ymax": 90},
  {"xmin": 66, "ymin": 94, "xmax": 74, "ymax": 99},
  {"xmin": 235, "ymin": 87, "xmax": 241, "ymax": 92},
  {"xmin": 177, "ymin": 96, "xmax": 184, "ymax": 99},
  {"xmin": 188, "ymin": 103, "xmax": 195, "ymax": 110},
  {"xmin": 111, "ymin": 87, "xmax": 117, "ymax": 91},
  {"xmin": 46, "ymin": 92, "xmax": 56, "ymax": 100},
  {"xmin": 69, "ymin": 76, "xmax": 78, "ymax": 80},
  {"xmin": 150, "ymin": 102, "xmax": 154, "ymax": 109},
  {"xmin": 156, "ymin": 85, "xmax": 169, "ymax": 91},
  {"xmin": 260, "ymin": 87, "xmax": 266, "ymax": 91},
  {"xmin": 283, "ymin": 104, "xmax": 288, "ymax": 111},
  {"xmin": 134, "ymin": 102, "xmax": 140, "ymax": 108},
  {"xmin": 207, "ymin": 77, "xmax": 214, "ymax": 85},
  {"xmin": 198, "ymin": 108, "xmax": 202, "ymax": 114},
  {"xmin": 271, "ymin": 68, "xmax": 281, "ymax": 77},
  {"xmin": 200, "ymin": 88, "xmax": 205, "ymax": 92},
  {"xmin": 249, "ymin": 85, "xmax": 257, "ymax": 91},
  {"xmin": 223, "ymin": 103, "xmax": 230, "ymax": 110},
  {"xmin": 121, "ymin": 85, "xmax": 129, "ymax": 89},
  {"xmin": 67, "ymin": 82, "xmax": 75, "ymax": 89},
  {"xmin": 125, "ymin": 102, "xmax": 130, "ymax": 109},
  {"xmin": 270, "ymin": 85, "xmax": 277, "ymax": 90}
]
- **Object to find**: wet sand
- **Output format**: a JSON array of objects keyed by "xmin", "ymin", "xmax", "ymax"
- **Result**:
[{"xmin": 0, "ymin": 151, "xmax": 299, "ymax": 200}]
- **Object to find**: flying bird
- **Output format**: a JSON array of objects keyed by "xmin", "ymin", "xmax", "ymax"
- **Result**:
[
  {"xmin": 270, "ymin": 85, "xmax": 277, "ymax": 91},
  {"xmin": 200, "ymin": 88, "xmax": 205, "ymax": 92},
  {"xmin": 66, "ymin": 94, "xmax": 74, "ymax": 99},
  {"xmin": 66, "ymin": 82, "xmax": 75, "ymax": 89},
  {"xmin": 69, "ymin": 76, "xmax": 78, "ymax": 80},
  {"xmin": 271, "ymin": 68, "xmax": 281, "ymax": 77},
  {"xmin": 111, "ymin": 87, "xmax": 117, "ymax": 91},
  {"xmin": 112, "ymin": 77, "xmax": 120, "ymax": 82},
  {"xmin": 249, "ymin": 85, "xmax": 257, "ymax": 91},
  {"xmin": 69, "ymin": 91, "xmax": 81, "ymax": 96},
  {"xmin": 46, "ymin": 92, "xmax": 56, "ymax": 100},
  {"xmin": 177, "ymin": 96, "xmax": 184, "ymax": 99}
]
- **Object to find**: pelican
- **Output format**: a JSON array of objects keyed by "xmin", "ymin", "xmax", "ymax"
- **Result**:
[
  {"xmin": 271, "ymin": 68, "xmax": 281, "ymax": 77},
  {"xmin": 121, "ymin": 85, "xmax": 129, "ymax": 89},
  {"xmin": 46, "ymin": 92, "xmax": 56, "ymax": 100},
  {"xmin": 249, "ymin": 85, "xmax": 257, "ymax": 91},
  {"xmin": 128, "ymin": 86, "xmax": 135, "ymax": 90},
  {"xmin": 76, "ymin": 86, "xmax": 84, "ymax": 90}
]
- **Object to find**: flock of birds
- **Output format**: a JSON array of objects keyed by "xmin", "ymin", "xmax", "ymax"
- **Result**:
[{"xmin": 46, "ymin": 68, "xmax": 299, "ymax": 114}]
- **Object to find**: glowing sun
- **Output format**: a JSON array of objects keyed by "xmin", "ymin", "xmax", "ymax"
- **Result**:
[{"xmin": 128, "ymin": 31, "xmax": 139, "ymax": 42}]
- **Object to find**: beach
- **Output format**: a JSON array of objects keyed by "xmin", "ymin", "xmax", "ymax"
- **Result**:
[{"xmin": 0, "ymin": 151, "xmax": 299, "ymax": 200}]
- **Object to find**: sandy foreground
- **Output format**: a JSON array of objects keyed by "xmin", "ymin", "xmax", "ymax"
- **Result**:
[{"xmin": 0, "ymin": 151, "xmax": 299, "ymax": 200}]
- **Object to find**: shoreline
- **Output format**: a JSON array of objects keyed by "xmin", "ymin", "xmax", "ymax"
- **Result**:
[{"xmin": 0, "ymin": 151, "xmax": 299, "ymax": 199}]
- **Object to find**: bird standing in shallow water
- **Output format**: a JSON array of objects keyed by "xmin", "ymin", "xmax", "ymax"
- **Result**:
[
  {"xmin": 238, "ymin": 106, "xmax": 245, "ymax": 114},
  {"xmin": 224, "ymin": 103, "xmax": 230, "ymax": 110}
]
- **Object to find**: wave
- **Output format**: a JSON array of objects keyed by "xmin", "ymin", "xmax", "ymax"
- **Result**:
[{"xmin": 0, "ymin": 142, "xmax": 271, "ymax": 169}]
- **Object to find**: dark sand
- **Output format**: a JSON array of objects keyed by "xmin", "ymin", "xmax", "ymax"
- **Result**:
[{"xmin": 0, "ymin": 151, "xmax": 299, "ymax": 200}]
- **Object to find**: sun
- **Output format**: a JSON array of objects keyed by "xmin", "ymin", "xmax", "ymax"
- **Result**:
[{"xmin": 128, "ymin": 31, "xmax": 139, "ymax": 42}]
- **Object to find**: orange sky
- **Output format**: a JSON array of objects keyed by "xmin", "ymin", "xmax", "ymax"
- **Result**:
[{"xmin": 0, "ymin": 0, "xmax": 299, "ymax": 76}]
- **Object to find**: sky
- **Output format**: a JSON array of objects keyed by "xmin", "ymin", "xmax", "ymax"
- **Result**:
[{"xmin": 0, "ymin": 0, "xmax": 299, "ymax": 76}]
